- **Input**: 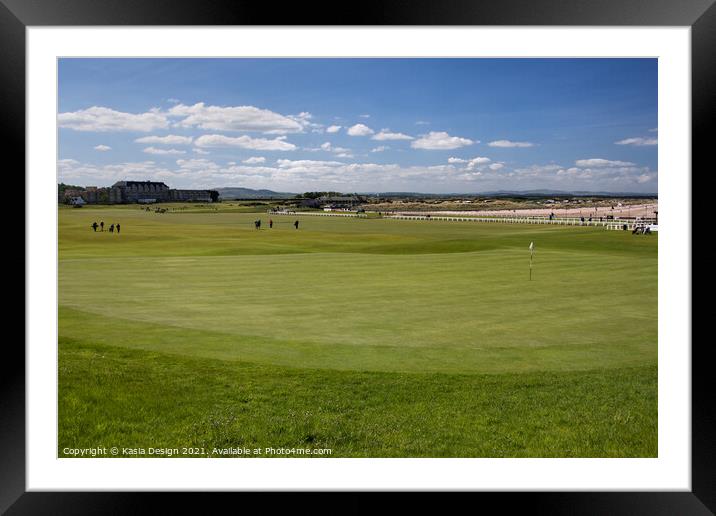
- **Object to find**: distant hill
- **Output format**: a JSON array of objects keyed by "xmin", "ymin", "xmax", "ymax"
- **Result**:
[
  {"xmin": 214, "ymin": 187, "xmax": 296, "ymax": 199},
  {"xmin": 362, "ymin": 190, "xmax": 657, "ymax": 198}
]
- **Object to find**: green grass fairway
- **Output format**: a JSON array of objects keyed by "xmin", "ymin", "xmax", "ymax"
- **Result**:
[{"xmin": 58, "ymin": 205, "xmax": 657, "ymax": 457}]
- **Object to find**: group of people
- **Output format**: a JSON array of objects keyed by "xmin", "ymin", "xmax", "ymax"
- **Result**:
[
  {"xmin": 91, "ymin": 221, "xmax": 120, "ymax": 234},
  {"xmin": 254, "ymin": 219, "xmax": 300, "ymax": 230},
  {"xmin": 90, "ymin": 217, "xmax": 300, "ymax": 234}
]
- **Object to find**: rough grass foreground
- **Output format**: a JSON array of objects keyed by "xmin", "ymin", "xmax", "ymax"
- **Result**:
[
  {"xmin": 59, "ymin": 338, "xmax": 656, "ymax": 458},
  {"xmin": 58, "ymin": 205, "xmax": 657, "ymax": 457}
]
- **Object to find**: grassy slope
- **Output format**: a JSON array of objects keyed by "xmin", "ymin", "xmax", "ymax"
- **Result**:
[
  {"xmin": 59, "ymin": 338, "xmax": 656, "ymax": 457},
  {"xmin": 58, "ymin": 205, "xmax": 657, "ymax": 457}
]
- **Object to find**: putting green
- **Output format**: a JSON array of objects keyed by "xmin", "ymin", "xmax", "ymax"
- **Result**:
[{"xmin": 59, "ymin": 206, "xmax": 656, "ymax": 375}]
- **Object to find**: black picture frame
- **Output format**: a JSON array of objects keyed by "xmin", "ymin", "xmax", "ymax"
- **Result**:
[{"xmin": 5, "ymin": 0, "xmax": 709, "ymax": 513}]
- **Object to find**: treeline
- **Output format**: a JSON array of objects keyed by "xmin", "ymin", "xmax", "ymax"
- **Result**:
[
  {"xmin": 296, "ymin": 191, "xmax": 345, "ymax": 199},
  {"xmin": 58, "ymin": 183, "xmax": 86, "ymax": 195}
]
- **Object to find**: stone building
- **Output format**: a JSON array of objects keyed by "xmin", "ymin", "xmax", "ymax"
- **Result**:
[
  {"xmin": 169, "ymin": 189, "xmax": 213, "ymax": 202},
  {"xmin": 109, "ymin": 181, "xmax": 171, "ymax": 204},
  {"xmin": 83, "ymin": 187, "xmax": 100, "ymax": 204},
  {"xmin": 108, "ymin": 180, "xmax": 216, "ymax": 204}
]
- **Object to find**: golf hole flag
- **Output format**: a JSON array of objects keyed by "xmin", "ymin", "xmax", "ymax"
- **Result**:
[{"xmin": 529, "ymin": 242, "xmax": 534, "ymax": 280}]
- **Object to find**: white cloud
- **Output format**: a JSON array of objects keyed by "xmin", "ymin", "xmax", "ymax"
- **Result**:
[
  {"xmin": 176, "ymin": 158, "xmax": 220, "ymax": 171},
  {"xmin": 487, "ymin": 140, "xmax": 534, "ymax": 148},
  {"xmin": 317, "ymin": 142, "xmax": 352, "ymax": 155},
  {"xmin": 371, "ymin": 146, "xmax": 389, "ymax": 153},
  {"xmin": 193, "ymin": 148, "xmax": 210, "ymax": 155},
  {"xmin": 291, "ymin": 112, "xmax": 312, "ymax": 122},
  {"xmin": 346, "ymin": 123, "xmax": 374, "ymax": 136},
  {"xmin": 143, "ymin": 147, "xmax": 186, "ymax": 155},
  {"xmin": 59, "ymin": 106, "xmax": 168, "ymax": 132},
  {"xmin": 93, "ymin": 145, "xmax": 111, "ymax": 152},
  {"xmin": 454, "ymin": 171, "xmax": 483, "ymax": 181},
  {"xmin": 636, "ymin": 174, "xmax": 655, "ymax": 183},
  {"xmin": 193, "ymin": 134, "xmax": 297, "ymax": 151},
  {"xmin": 615, "ymin": 137, "xmax": 658, "ymax": 146},
  {"xmin": 575, "ymin": 158, "xmax": 635, "ymax": 168},
  {"xmin": 61, "ymin": 104, "xmax": 320, "ymax": 136},
  {"xmin": 449, "ymin": 156, "xmax": 501, "ymax": 172},
  {"xmin": 411, "ymin": 131, "xmax": 473, "ymax": 150},
  {"xmin": 276, "ymin": 159, "xmax": 345, "ymax": 168},
  {"xmin": 288, "ymin": 112, "xmax": 323, "ymax": 133},
  {"xmin": 359, "ymin": 114, "xmax": 370, "ymax": 118},
  {"xmin": 465, "ymin": 157, "xmax": 491, "ymax": 169},
  {"xmin": 168, "ymin": 102, "xmax": 304, "ymax": 134},
  {"xmin": 57, "ymin": 159, "xmax": 175, "ymax": 184},
  {"xmin": 135, "ymin": 135, "xmax": 193, "ymax": 145},
  {"xmin": 554, "ymin": 161, "xmax": 656, "ymax": 186},
  {"xmin": 556, "ymin": 167, "xmax": 581, "ymax": 176},
  {"xmin": 557, "ymin": 167, "xmax": 593, "ymax": 179},
  {"xmin": 326, "ymin": 125, "xmax": 342, "ymax": 133},
  {"xmin": 167, "ymin": 98, "xmax": 181, "ymax": 104},
  {"xmin": 372, "ymin": 130, "xmax": 413, "ymax": 141},
  {"xmin": 58, "ymin": 155, "xmax": 657, "ymax": 193},
  {"xmin": 515, "ymin": 164, "xmax": 563, "ymax": 176},
  {"xmin": 243, "ymin": 156, "xmax": 266, "ymax": 164}
]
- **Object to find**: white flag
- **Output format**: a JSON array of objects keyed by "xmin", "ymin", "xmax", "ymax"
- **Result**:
[{"xmin": 529, "ymin": 241, "xmax": 534, "ymax": 252}]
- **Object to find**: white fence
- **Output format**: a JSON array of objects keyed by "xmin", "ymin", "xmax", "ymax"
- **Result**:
[
  {"xmin": 387, "ymin": 214, "xmax": 656, "ymax": 229},
  {"xmin": 606, "ymin": 223, "xmax": 659, "ymax": 231},
  {"xmin": 270, "ymin": 210, "xmax": 657, "ymax": 229}
]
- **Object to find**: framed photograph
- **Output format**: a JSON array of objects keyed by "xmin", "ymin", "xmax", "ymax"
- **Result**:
[{"xmin": 8, "ymin": 0, "xmax": 710, "ymax": 512}]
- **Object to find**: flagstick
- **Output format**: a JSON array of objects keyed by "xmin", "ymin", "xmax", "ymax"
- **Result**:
[
  {"xmin": 529, "ymin": 253, "xmax": 532, "ymax": 281},
  {"xmin": 529, "ymin": 242, "xmax": 534, "ymax": 281}
]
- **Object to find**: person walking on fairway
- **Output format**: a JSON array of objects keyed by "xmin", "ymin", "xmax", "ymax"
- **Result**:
[
  {"xmin": 269, "ymin": 219, "xmax": 273, "ymax": 229},
  {"xmin": 294, "ymin": 220, "xmax": 299, "ymax": 230},
  {"xmin": 109, "ymin": 223, "xmax": 114, "ymax": 233},
  {"xmin": 91, "ymin": 222, "xmax": 98, "ymax": 232},
  {"xmin": 100, "ymin": 221, "xmax": 104, "ymax": 231},
  {"xmin": 116, "ymin": 223, "xmax": 121, "ymax": 234}
]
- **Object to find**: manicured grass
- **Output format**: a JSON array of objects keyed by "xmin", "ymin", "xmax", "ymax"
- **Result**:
[{"xmin": 58, "ymin": 205, "xmax": 657, "ymax": 457}]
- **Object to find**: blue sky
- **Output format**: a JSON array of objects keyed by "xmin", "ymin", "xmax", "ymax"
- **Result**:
[{"xmin": 58, "ymin": 58, "xmax": 657, "ymax": 193}]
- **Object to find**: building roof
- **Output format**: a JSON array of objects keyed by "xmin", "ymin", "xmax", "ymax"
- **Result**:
[{"xmin": 112, "ymin": 181, "xmax": 169, "ymax": 188}]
